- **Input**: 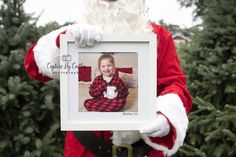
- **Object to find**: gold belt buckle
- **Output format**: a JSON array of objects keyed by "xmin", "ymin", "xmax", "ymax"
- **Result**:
[{"xmin": 112, "ymin": 144, "xmax": 132, "ymax": 157}]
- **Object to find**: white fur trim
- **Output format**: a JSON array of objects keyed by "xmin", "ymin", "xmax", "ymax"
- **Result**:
[
  {"xmin": 112, "ymin": 131, "xmax": 141, "ymax": 145},
  {"xmin": 141, "ymin": 94, "xmax": 188, "ymax": 156},
  {"xmin": 33, "ymin": 25, "xmax": 74, "ymax": 78}
]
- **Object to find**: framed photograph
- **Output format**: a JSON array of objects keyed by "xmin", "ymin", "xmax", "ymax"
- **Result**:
[{"xmin": 60, "ymin": 33, "xmax": 157, "ymax": 130}]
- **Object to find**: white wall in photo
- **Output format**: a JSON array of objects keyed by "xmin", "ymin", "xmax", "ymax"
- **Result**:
[{"xmin": 79, "ymin": 53, "xmax": 138, "ymax": 69}]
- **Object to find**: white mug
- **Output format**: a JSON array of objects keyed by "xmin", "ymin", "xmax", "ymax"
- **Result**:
[{"xmin": 105, "ymin": 86, "xmax": 118, "ymax": 99}]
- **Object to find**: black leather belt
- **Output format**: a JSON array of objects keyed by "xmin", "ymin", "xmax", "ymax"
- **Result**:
[{"xmin": 73, "ymin": 131, "xmax": 151, "ymax": 157}]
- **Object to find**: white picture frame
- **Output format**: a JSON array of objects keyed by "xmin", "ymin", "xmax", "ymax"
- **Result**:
[{"xmin": 60, "ymin": 33, "xmax": 157, "ymax": 130}]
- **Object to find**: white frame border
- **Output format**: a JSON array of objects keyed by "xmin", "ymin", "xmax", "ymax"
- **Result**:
[{"xmin": 60, "ymin": 33, "xmax": 157, "ymax": 130}]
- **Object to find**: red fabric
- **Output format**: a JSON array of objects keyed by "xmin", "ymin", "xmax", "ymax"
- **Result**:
[
  {"xmin": 64, "ymin": 131, "xmax": 113, "ymax": 157},
  {"xmin": 148, "ymin": 150, "xmax": 166, "ymax": 157},
  {"xmin": 151, "ymin": 23, "xmax": 192, "ymax": 113},
  {"xmin": 24, "ymin": 43, "xmax": 52, "ymax": 82},
  {"xmin": 24, "ymin": 24, "xmax": 192, "ymax": 157},
  {"xmin": 78, "ymin": 66, "xmax": 92, "ymax": 82},
  {"xmin": 84, "ymin": 98, "xmax": 126, "ymax": 112},
  {"xmin": 115, "ymin": 67, "xmax": 133, "ymax": 75},
  {"xmin": 56, "ymin": 30, "xmax": 67, "ymax": 48},
  {"xmin": 84, "ymin": 75, "xmax": 128, "ymax": 112}
]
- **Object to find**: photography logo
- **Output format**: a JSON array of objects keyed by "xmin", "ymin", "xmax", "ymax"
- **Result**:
[
  {"xmin": 47, "ymin": 54, "xmax": 78, "ymax": 75},
  {"xmin": 62, "ymin": 55, "xmax": 72, "ymax": 62}
]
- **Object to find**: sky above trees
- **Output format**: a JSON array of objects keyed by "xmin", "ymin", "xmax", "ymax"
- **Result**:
[{"xmin": 23, "ymin": 0, "xmax": 201, "ymax": 28}]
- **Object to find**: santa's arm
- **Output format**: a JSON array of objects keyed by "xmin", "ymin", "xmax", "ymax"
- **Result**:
[
  {"xmin": 24, "ymin": 25, "xmax": 71, "ymax": 81},
  {"xmin": 24, "ymin": 24, "xmax": 102, "ymax": 81},
  {"xmin": 141, "ymin": 24, "xmax": 192, "ymax": 156}
]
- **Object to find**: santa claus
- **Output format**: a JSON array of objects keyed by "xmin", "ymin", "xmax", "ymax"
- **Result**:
[{"xmin": 24, "ymin": 0, "xmax": 192, "ymax": 156}]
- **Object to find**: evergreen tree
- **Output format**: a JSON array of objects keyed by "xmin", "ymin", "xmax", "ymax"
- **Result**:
[
  {"xmin": 0, "ymin": 0, "xmax": 64, "ymax": 156},
  {"xmin": 174, "ymin": 0, "xmax": 236, "ymax": 156},
  {"xmin": 158, "ymin": 19, "xmax": 192, "ymax": 37},
  {"xmin": 177, "ymin": 0, "xmax": 207, "ymax": 19},
  {"xmin": 159, "ymin": 19, "xmax": 183, "ymax": 35}
]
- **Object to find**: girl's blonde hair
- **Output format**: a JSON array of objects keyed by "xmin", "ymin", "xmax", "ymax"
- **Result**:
[{"xmin": 98, "ymin": 54, "xmax": 116, "ymax": 72}]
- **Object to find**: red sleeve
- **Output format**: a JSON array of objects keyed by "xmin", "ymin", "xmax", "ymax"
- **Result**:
[
  {"xmin": 116, "ymin": 78, "xmax": 129, "ymax": 98},
  {"xmin": 24, "ymin": 30, "xmax": 67, "ymax": 82},
  {"xmin": 149, "ymin": 23, "xmax": 192, "ymax": 149},
  {"xmin": 89, "ymin": 77, "xmax": 107, "ymax": 97},
  {"xmin": 152, "ymin": 23, "xmax": 192, "ymax": 113},
  {"xmin": 24, "ymin": 43, "xmax": 52, "ymax": 82}
]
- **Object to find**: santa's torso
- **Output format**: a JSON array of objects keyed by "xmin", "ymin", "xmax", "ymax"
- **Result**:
[{"xmin": 24, "ymin": 0, "xmax": 192, "ymax": 152}]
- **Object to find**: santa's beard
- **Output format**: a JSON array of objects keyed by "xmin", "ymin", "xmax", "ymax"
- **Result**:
[{"xmin": 82, "ymin": 0, "xmax": 152, "ymax": 33}]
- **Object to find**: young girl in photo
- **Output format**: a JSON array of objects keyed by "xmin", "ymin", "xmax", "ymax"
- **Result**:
[{"xmin": 84, "ymin": 54, "xmax": 129, "ymax": 112}]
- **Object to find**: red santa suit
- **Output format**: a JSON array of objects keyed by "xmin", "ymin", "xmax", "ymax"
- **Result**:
[
  {"xmin": 24, "ymin": 23, "xmax": 192, "ymax": 157},
  {"xmin": 24, "ymin": 0, "xmax": 192, "ymax": 156}
]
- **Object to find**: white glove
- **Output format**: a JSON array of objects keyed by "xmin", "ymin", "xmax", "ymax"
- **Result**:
[
  {"xmin": 69, "ymin": 24, "xmax": 102, "ymax": 48},
  {"xmin": 140, "ymin": 114, "xmax": 170, "ymax": 137}
]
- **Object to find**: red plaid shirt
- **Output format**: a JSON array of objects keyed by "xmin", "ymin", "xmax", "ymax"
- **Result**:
[{"xmin": 84, "ymin": 74, "xmax": 129, "ymax": 112}]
